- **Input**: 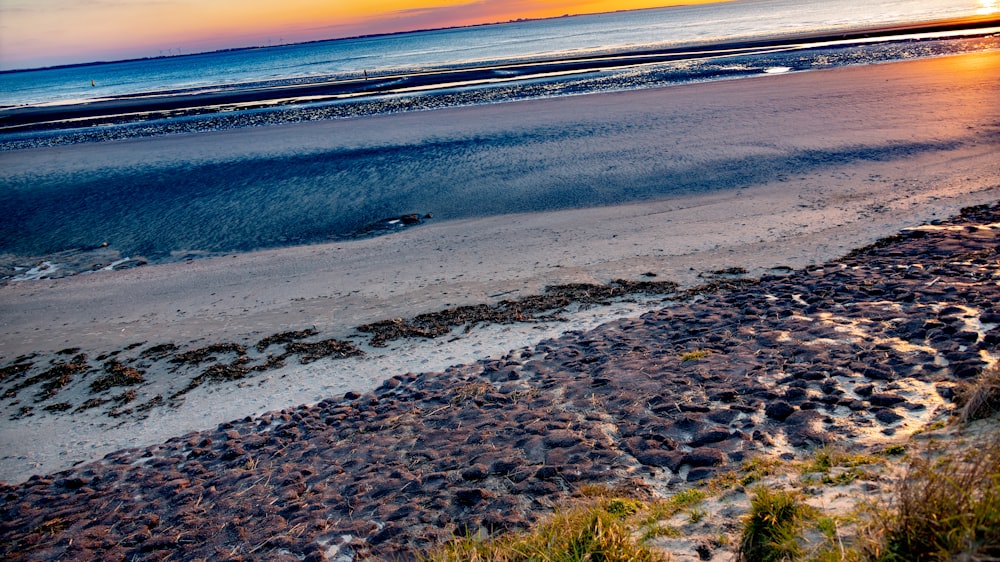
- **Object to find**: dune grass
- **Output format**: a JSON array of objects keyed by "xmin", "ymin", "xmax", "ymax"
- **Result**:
[
  {"xmin": 957, "ymin": 365, "xmax": 1000, "ymax": 425},
  {"xmin": 737, "ymin": 487, "xmax": 815, "ymax": 562},
  {"xmin": 421, "ymin": 492, "xmax": 668, "ymax": 562},
  {"xmin": 859, "ymin": 435, "xmax": 1000, "ymax": 561}
]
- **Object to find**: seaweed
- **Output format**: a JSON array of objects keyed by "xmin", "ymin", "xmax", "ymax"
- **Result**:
[
  {"xmin": 171, "ymin": 343, "xmax": 247, "ymax": 365},
  {"xmin": 255, "ymin": 329, "xmax": 318, "ymax": 352},
  {"xmin": 89, "ymin": 360, "xmax": 145, "ymax": 393}
]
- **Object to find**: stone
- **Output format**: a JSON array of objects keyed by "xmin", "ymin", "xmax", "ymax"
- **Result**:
[
  {"xmin": 633, "ymin": 449, "xmax": 685, "ymax": 470},
  {"xmin": 686, "ymin": 467, "xmax": 717, "ymax": 482},
  {"xmin": 706, "ymin": 409, "xmax": 740, "ymax": 425},
  {"xmin": 873, "ymin": 408, "xmax": 904, "ymax": 425},
  {"xmin": 689, "ymin": 429, "xmax": 731, "ymax": 447},
  {"xmin": 454, "ymin": 488, "xmax": 490, "ymax": 507},
  {"xmin": 869, "ymin": 394, "xmax": 905, "ymax": 407},
  {"xmin": 683, "ymin": 447, "xmax": 727, "ymax": 467},
  {"xmin": 765, "ymin": 401, "xmax": 795, "ymax": 421},
  {"xmin": 461, "ymin": 464, "xmax": 488, "ymax": 481}
]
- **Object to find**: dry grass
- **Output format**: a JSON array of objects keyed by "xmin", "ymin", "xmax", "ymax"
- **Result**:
[
  {"xmin": 957, "ymin": 365, "xmax": 1000, "ymax": 425},
  {"xmin": 859, "ymin": 435, "xmax": 1000, "ymax": 561},
  {"xmin": 421, "ymin": 493, "xmax": 667, "ymax": 562}
]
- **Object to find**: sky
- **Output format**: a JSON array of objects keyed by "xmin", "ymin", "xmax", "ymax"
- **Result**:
[{"xmin": 0, "ymin": 0, "xmax": 725, "ymax": 71}]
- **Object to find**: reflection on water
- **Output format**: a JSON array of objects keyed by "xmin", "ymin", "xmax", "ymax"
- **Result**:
[{"xmin": 981, "ymin": 0, "xmax": 999, "ymax": 15}]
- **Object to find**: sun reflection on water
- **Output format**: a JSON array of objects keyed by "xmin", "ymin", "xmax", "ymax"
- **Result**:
[{"xmin": 979, "ymin": 0, "xmax": 998, "ymax": 15}]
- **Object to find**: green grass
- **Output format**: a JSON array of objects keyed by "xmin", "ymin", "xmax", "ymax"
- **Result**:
[
  {"xmin": 738, "ymin": 487, "xmax": 813, "ymax": 562},
  {"xmin": 799, "ymin": 446, "xmax": 881, "ymax": 475},
  {"xmin": 703, "ymin": 456, "xmax": 786, "ymax": 493},
  {"xmin": 680, "ymin": 349, "xmax": 710, "ymax": 362},
  {"xmin": 422, "ymin": 495, "xmax": 668, "ymax": 562},
  {"xmin": 880, "ymin": 444, "xmax": 906, "ymax": 456},
  {"xmin": 642, "ymin": 524, "xmax": 682, "ymax": 542}
]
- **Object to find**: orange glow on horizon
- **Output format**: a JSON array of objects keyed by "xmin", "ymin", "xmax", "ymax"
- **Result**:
[{"xmin": 0, "ymin": 0, "xmax": 727, "ymax": 70}]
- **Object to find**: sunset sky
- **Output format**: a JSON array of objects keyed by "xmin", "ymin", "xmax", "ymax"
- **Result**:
[{"xmin": 0, "ymin": 0, "xmax": 724, "ymax": 70}]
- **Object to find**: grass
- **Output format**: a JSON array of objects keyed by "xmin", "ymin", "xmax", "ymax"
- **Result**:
[
  {"xmin": 860, "ymin": 436, "xmax": 1000, "ymax": 561},
  {"xmin": 798, "ymin": 446, "xmax": 882, "ymax": 475},
  {"xmin": 956, "ymin": 365, "xmax": 1000, "ymax": 425},
  {"xmin": 738, "ymin": 487, "xmax": 814, "ymax": 562},
  {"xmin": 797, "ymin": 446, "xmax": 882, "ymax": 487},
  {"xmin": 702, "ymin": 455, "xmax": 786, "ymax": 493},
  {"xmin": 422, "ymin": 494, "xmax": 668, "ymax": 562},
  {"xmin": 680, "ymin": 349, "xmax": 710, "ymax": 362},
  {"xmin": 880, "ymin": 444, "xmax": 906, "ymax": 456}
]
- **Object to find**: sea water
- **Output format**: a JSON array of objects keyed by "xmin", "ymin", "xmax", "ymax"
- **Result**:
[
  {"xmin": 0, "ymin": 0, "xmax": 993, "ymax": 108},
  {"xmin": 0, "ymin": 0, "xmax": 998, "ymax": 278}
]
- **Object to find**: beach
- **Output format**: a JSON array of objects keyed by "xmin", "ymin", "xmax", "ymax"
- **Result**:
[{"xmin": 1, "ymin": 51, "xmax": 999, "ymax": 559}]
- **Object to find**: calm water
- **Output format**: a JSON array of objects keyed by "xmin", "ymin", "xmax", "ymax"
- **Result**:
[
  {"xmin": 0, "ymin": 0, "xmax": 998, "ymax": 279},
  {"xmin": 0, "ymin": 0, "xmax": 993, "ymax": 108}
]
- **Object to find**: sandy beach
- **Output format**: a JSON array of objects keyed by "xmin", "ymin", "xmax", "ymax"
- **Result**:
[
  {"xmin": 1, "ymin": 52, "xmax": 999, "ymax": 485},
  {"xmin": 0, "ymin": 51, "xmax": 999, "ymax": 560}
]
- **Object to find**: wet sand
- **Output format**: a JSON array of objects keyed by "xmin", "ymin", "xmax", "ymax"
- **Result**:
[{"xmin": 1, "ymin": 52, "xmax": 999, "ymax": 485}]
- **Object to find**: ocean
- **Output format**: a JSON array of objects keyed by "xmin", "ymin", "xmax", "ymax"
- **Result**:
[
  {"xmin": 0, "ymin": 0, "xmax": 998, "ymax": 279},
  {"xmin": 0, "ymin": 0, "xmax": 989, "ymax": 100}
]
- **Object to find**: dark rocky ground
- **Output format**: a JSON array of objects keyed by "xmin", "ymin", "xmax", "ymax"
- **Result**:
[{"xmin": 1, "ymin": 203, "xmax": 997, "ymax": 561}]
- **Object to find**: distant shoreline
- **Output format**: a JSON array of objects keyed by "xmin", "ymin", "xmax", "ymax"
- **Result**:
[
  {"xmin": 2, "ymin": 15, "xmax": 997, "ymax": 137},
  {"xmin": 3, "ymin": 10, "xmax": 996, "ymax": 76}
]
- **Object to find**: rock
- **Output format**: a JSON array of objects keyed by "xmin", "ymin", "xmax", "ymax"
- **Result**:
[
  {"xmin": 709, "ymin": 390, "xmax": 738, "ymax": 402},
  {"xmin": 852, "ymin": 362, "xmax": 893, "ymax": 380},
  {"xmin": 454, "ymin": 488, "xmax": 490, "ymax": 507},
  {"xmin": 873, "ymin": 408, "xmax": 904, "ymax": 424},
  {"xmin": 765, "ymin": 401, "xmax": 795, "ymax": 421},
  {"xmin": 869, "ymin": 394, "xmax": 906, "ymax": 407},
  {"xmin": 533, "ymin": 466, "xmax": 559, "ymax": 480},
  {"xmin": 686, "ymin": 467, "xmax": 717, "ymax": 482},
  {"xmin": 543, "ymin": 431, "xmax": 579, "ymax": 449},
  {"xmin": 706, "ymin": 409, "xmax": 740, "ymax": 425},
  {"xmin": 783, "ymin": 388, "xmax": 809, "ymax": 403},
  {"xmin": 689, "ymin": 429, "xmax": 731, "ymax": 447},
  {"xmin": 951, "ymin": 361, "xmax": 982, "ymax": 379},
  {"xmin": 683, "ymin": 447, "xmax": 727, "ymax": 467},
  {"xmin": 489, "ymin": 459, "xmax": 520, "ymax": 476},
  {"xmin": 461, "ymin": 464, "xmax": 488, "ymax": 481},
  {"xmin": 633, "ymin": 449, "xmax": 685, "ymax": 470}
]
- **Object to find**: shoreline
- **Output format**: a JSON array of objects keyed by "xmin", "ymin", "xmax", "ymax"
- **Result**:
[
  {"xmin": 3, "ymin": 51, "xmax": 1000, "ymax": 268},
  {"xmin": 1, "ymin": 16, "xmax": 998, "ymax": 140},
  {"xmin": 1, "ymin": 51, "xmax": 1000, "ymax": 484}
]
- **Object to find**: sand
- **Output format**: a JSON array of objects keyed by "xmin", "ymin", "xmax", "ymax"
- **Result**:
[
  {"xmin": 2, "ymin": 202, "xmax": 997, "ymax": 560},
  {"xmin": 1, "ymin": 51, "xmax": 999, "ymax": 484}
]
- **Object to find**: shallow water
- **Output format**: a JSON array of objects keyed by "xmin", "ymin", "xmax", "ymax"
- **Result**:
[
  {"xmin": 0, "ymin": 1, "xmax": 998, "ymax": 278},
  {"xmin": 0, "ymin": 0, "xmax": 993, "ymax": 107}
]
